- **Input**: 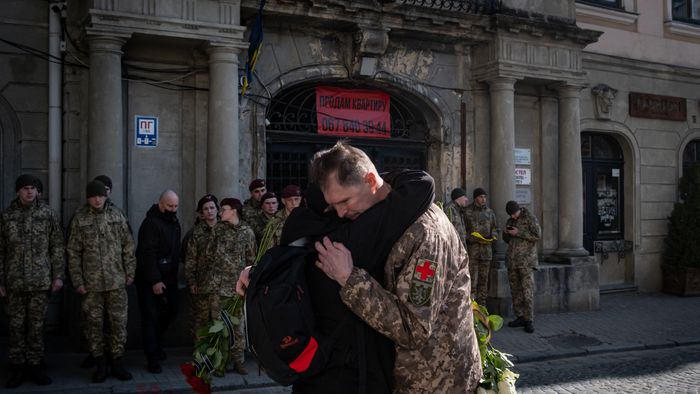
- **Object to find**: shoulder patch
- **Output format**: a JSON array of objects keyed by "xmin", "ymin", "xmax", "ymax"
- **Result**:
[{"xmin": 409, "ymin": 258, "xmax": 438, "ymax": 306}]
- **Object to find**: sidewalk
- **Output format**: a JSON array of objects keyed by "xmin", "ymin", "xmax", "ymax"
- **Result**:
[{"xmin": 1, "ymin": 292, "xmax": 698, "ymax": 393}]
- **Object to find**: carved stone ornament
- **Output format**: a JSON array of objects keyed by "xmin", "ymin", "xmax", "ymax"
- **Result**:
[{"xmin": 591, "ymin": 84, "xmax": 618, "ymax": 120}]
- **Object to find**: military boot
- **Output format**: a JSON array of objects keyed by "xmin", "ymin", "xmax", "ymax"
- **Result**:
[
  {"xmin": 507, "ymin": 316, "xmax": 526, "ymax": 327},
  {"xmin": 110, "ymin": 357, "xmax": 133, "ymax": 381},
  {"xmin": 5, "ymin": 363, "xmax": 25, "ymax": 389},
  {"xmin": 92, "ymin": 357, "xmax": 108, "ymax": 383},
  {"xmin": 524, "ymin": 320, "xmax": 535, "ymax": 334},
  {"xmin": 26, "ymin": 363, "xmax": 51, "ymax": 386},
  {"xmin": 233, "ymin": 361, "xmax": 248, "ymax": 375}
]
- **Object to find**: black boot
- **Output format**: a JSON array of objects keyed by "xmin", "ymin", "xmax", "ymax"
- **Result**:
[
  {"xmin": 5, "ymin": 363, "xmax": 25, "ymax": 389},
  {"xmin": 110, "ymin": 357, "xmax": 133, "ymax": 381},
  {"xmin": 507, "ymin": 316, "xmax": 526, "ymax": 327},
  {"xmin": 524, "ymin": 320, "xmax": 535, "ymax": 334},
  {"xmin": 92, "ymin": 356, "xmax": 108, "ymax": 383},
  {"xmin": 26, "ymin": 363, "xmax": 51, "ymax": 386}
]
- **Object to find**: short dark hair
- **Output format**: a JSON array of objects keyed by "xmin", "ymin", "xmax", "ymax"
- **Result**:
[
  {"xmin": 309, "ymin": 141, "xmax": 375, "ymax": 189},
  {"xmin": 220, "ymin": 197, "xmax": 243, "ymax": 217}
]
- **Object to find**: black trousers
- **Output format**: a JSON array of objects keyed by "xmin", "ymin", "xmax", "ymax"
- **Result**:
[{"xmin": 136, "ymin": 281, "xmax": 179, "ymax": 362}]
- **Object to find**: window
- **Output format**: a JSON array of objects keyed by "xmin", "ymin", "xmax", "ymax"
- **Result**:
[
  {"xmin": 683, "ymin": 140, "xmax": 700, "ymax": 174},
  {"xmin": 673, "ymin": 0, "xmax": 700, "ymax": 23},
  {"xmin": 577, "ymin": 0, "xmax": 622, "ymax": 9}
]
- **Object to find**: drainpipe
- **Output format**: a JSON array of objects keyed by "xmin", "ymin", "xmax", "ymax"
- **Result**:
[{"xmin": 48, "ymin": 2, "xmax": 64, "ymax": 213}]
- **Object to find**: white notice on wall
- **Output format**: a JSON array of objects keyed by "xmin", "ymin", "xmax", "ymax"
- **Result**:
[
  {"xmin": 612, "ymin": 168, "xmax": 620, "ymax": 177},
  {"xmin": 515, "ymin": 167, "xmax": 531, "ymax": 185},
  {"xmin": 515, "ymin": 188, "xmax": 531, "ymax": 204},
  {"xmin": 514, "ymin": 148, "xmax": 531, "ymax": 165}
]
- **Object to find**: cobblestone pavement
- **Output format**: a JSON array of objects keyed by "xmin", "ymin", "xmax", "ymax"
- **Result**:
[{"xmin": 514, "ymin": 344, "xmax": 700, "ymax": 393}]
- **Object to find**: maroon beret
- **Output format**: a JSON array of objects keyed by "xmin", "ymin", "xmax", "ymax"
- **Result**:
[
  {"xmin": 261, "ymin": 192, "xmax": 277, "ymax": 203},
  {"xmin": 249, "ymin": 179, "xmax": 266, "ymax": 191},
  {"xmin": 196, "ymin": 193, "xmax": 219, "ymax": 212},
  {"xmin": 281, "ymin": 185, "xmax": 301, "ymax": 198}
]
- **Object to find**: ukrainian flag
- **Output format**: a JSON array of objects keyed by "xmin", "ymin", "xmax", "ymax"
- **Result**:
[{"xmin": 241, "ymin": 0, "xmax": 266, "ymax": 97}]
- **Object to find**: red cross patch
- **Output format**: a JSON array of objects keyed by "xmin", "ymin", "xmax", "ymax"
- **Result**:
[{"xmin": 409, "ymin": 258, "xmax": 438, "ymax": 306}]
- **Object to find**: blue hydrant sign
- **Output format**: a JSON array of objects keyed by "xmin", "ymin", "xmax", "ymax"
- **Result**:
[{"xmin": 135, "ymin": 115, "xmax": 158, "ymax": 148}]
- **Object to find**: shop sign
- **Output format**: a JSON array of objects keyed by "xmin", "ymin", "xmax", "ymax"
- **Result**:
[
  {"xmin": 315, "ymin": 86, "xmax": 391, "ymax": 138},
  {"xmin": 629, "ymin": 92, "xmax": 686, "ymax": 121}
]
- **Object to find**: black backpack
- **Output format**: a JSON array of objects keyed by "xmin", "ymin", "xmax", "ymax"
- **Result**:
[{"xmin": 245, "ymin": 244, "xmax": 337, "ymax": 386}]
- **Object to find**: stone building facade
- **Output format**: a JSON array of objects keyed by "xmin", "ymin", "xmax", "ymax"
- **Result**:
[{"xmin": 1, "ymin": 0, "xmax": 698, "ymax": 345}]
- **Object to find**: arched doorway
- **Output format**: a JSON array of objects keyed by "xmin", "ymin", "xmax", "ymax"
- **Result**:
[
  {"xmin": 682, "ymin": 139, "xmax": 700, "ymax": 175},
  {"xmin": 264, "ymin": 82, "xmax": 429, "ymax": 194},
  {"xmin": 582, "ymin": 132, "xmax": 628, "ymax": 287}
]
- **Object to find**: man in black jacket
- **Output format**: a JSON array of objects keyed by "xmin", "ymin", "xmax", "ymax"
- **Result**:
[{"xmin": 135, "ymin": 190, "xmax": 181, "ymax": 374}]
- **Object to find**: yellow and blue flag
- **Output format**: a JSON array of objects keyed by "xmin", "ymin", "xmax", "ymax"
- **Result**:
[{"xmin": 241, "ymin": 0, "xmax": 265, "ymax": 97}]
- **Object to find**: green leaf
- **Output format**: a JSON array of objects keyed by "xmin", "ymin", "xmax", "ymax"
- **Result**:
[
  {"xmin": 208, "ymin": 320, "xmax": 224, "ymax": 333},
  {"xmin": 487, "ymin": 315, "xmax": 503, "ymax": 331},
  {"xmin": 213, "ymin": 350, "xmax": 223, "ymax": 369},
  {"xmin": 196, "ymin": 326, "xmax": 210, "ymax": 338},
  {"xmin": 206, "ymin": 346, "xmax": 216, "ymax": 356}
]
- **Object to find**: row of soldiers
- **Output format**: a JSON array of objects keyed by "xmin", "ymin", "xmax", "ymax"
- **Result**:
[
  {"xmin": 443, "ymin": 187, "xmax": 541, "ymax": 333},
  {"xmin": 0, "ymin": 174, "xmax": 303, "ymax": 388}
]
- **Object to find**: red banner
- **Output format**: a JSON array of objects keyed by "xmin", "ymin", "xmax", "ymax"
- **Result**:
[{"xmin": 315, "ymin": 86, "xmax": 391, "ymax": 138}]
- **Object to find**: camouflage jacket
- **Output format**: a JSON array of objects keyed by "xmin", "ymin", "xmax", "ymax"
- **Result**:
[
  {"xmin": 464, "ymin": 202, "xmax": 498, "ymax": 260},
  {"xmin": 263, "ymin": 209, "xmax": 288, "ymax": 252},
  {"xmin": 241, "ymin": 198, "xmax": 260, "ymax": 226},
  {"xmin": 184, "ymin": 220, "xmax": 216, "ymax": 288},
  {"xmin": 503, "ymin": 207, "xmax": 541, "ymax": 269},
  {"xmin": 67, "ymin": 205, "xmax": 136, "ymax": 291},
  {"xmin": 443, "ymin": 201, "xmax": 467, "ymax": 248},
  {"xmin": 248, "ymin": 210, "xmax": 272, "ymax": 246},
  {"xmin": 200, "ymin": 220, "xmax": 256, "ymax": 297},
  {"xmin": 339, "ymin": 205, "xmax": 482, "ymax": 393},
  {"xmin": 0, "ymin": 198, "xmax": 65, "ymax": 291}
]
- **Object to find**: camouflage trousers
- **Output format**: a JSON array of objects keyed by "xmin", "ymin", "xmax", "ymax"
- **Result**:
[
  {"xmin": 506, "ymin": 265, "xmax": 534, "ymax": 321},
  {"xmin": 190, "ymin": 293, "xmax": 245, "ymax": 363},
  {"xmin": 5, "ymin": 290, "xmax": 49, "ymax": 364},
  {"xmin": 81, "ymin": 288, "xmax": 128, "ymax": 358},
  {"xmin": 469, "ymin": 258, "xmax": 492, "ymax": 305}
]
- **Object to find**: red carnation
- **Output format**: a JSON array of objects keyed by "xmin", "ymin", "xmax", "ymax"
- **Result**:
[
  {"xmin": 190, "ymin": 376, "xmax": 211, "ymax": 394},
  {"xmin": 180, "ymin": 362, "xmax": 196, "ymax": 377}
]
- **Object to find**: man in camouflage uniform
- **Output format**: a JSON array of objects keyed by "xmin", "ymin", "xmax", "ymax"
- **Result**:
[
  {"xmin": 242, "ymin": 179, "xmax": 266, "ymax": 241},
  {"xmin": 0, "ymin": 174, "xmax": 64, "ymax": 388},
  {"xmin": 464, "ymin": 187, "xmax": 498, "ymax": 305},
  {"xmin": 263, "ymin": 184, "xmax": 302, "ymax": 251},
  {"xmin": 202, "ymin": 198, "xmax": 256, "ymax": 374},
  {"xmin": 503, "ymin": 201, "xmax": 541, "ymax": 334},
  {"xmin": 443, "ymin": 187, "xmax": 469, "ymax": 247},
  {"xmin": 184, "ymin": 194, "xmax": 219, "ymax": 342},
  {"xmin": 68, "ymin": 180, "xmax": 136, "ymax": 382},
  {"xmin": 248, "ymin": 192, "xmax": 278, "ymax": 244},
  {"xmin": 311, "ymin": 142, "xmax": 482, "ymax": 393}
]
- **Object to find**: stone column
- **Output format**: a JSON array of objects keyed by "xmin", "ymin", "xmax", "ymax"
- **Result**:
[
  {"xmin": 87, "ymin": 35, "xmax": 127, "ymax": 208},
  {"xmin": 206, "ymin": 45, "xmax": 240, "ymax": 199},
  {"xmin": 488, "ymin": 77, "xmax": 517, "ymax": 261},
  {"xmin": 555, "ymin": 84, "xmax": 588, "ymax": 257}
]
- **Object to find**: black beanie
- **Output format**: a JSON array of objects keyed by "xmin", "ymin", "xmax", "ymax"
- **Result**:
[
  {"xmin": 450, "ymin": 188, "xmax": 466, "ymax": 201},
  {"xmin": 94, "ymin": 175, "xmax": 113, "ymax": 190},
  {"xmin": 473, "ymin": 187, "xmax": 487, "ymax": 199},
  {"xmin": 15, "ymin": 174, "xmax": 40, "ymax": 192},
  {"xmin": 86, "ymin": 180, "xmax": 108, "ymax": 198},
  {"xmin": 506, "ymin": 200, "xmax": 520, "ymax": 215}
]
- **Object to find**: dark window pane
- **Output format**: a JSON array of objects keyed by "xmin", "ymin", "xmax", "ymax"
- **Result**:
[
  {"xmin": 596, "ymin": 172, "xmax": 621, "ymax": 235},
  {"xmin": 591, "ymin": 135, "xmax": 622, "ymax": 160}
]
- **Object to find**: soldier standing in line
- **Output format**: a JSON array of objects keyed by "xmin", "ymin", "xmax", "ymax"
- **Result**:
[
  {"xmin": 206, "ymin": 198, "xmax": 256, "ymax": 374},
  {"xmin": 464, "ymin": 187, "xmax": 498, "ymax": 305},
  {"xmin": 0, "ymin": 174, "xmax": 65, "ymax": 388},
  {"xmin": 443, "ymin": 187, "xmax": 469, "ymax": 248},
  {"xmin": 242, "ymin": 179, "xmax": 266, "ymax": 243},
  {"xmin": 310, "ymin": 142, "xmax": 482, "ymax": 393},
  {"xmin": 503, "ymin": 200, "xmax": 541, "ymax": 334},
  {"xmin": 67, "ymin": 180, "xmax": 136, "ymax": 382},
  {"xmin": 184, "ymin": 194, "xmax": 220, "ymax": 342},
  {"xmin": 248, "ymin": 192, "xmax": 278, "ymax": 243},
  {"xmin": 264, "ymin": 184, "xmax": 302, "ymax": 251}
]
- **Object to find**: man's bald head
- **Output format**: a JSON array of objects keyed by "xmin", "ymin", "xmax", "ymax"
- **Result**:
[{"xmin": 158, "ymin": 190, "xmax": 179, "ymax": 214}]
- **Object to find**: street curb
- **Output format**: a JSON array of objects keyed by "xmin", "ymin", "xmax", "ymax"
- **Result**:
[{"xmin": 513, "ymin": 341, "xmax": 700, "ymax": 364}]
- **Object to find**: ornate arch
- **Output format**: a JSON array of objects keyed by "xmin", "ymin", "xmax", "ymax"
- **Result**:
[{"xmin": 677, "ymin": 128, "xmax": 700, "ymax": 178}]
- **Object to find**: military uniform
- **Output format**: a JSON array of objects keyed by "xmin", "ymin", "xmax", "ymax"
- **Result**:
[
  {"xmin": 184, "ymin": 220, "xmax": 216, "ymax": 341},
  {"xmin": 245, "ymin": 209, "xmax": 270, "ymax": 246},
  {"xmin": 242, "ymin": 198, "xmax": 262, "ymax": 237},
  {"xmin": 197, "ymin": 220, "xmax": 256, "ymax": 364},
  {"xmin": 262, "ymin": 209, "xmax": 288, "ymax": 252},
  {"xmin": 464, "ymin": 202, "xmax": 498, "ymax": 305},
  {"xmin": 503, "ymin": 207, "xmax": 540, "ymax": 322},
  {"xmin": 339, "ymin": 205, "xmax": 482, "ymax": 393},
  {"xmin": 67, "ymin": 204, "xmax": 136, "ymax": 359},
  {"xmin": 443, "ymin": 200, "xmax": 467, "ymax": 247},
  {"xmin": 0, "ymin": 198, "xmax": 64, "ymax": 365}
]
